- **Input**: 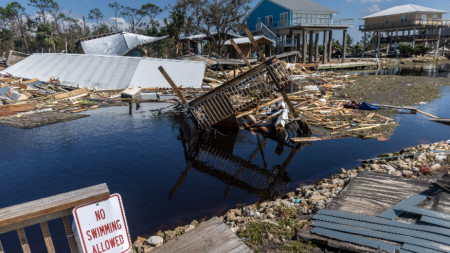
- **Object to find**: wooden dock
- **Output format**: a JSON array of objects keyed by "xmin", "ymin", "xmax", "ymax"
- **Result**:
[
  {"xmin": 298, "ymin": 172, "xmax": 450, "ymax": 252},
  {"xmin": 152, "ymin": 217, "xmax": 251, "ymax": 253},
  {"xmin": 317, "ymin": 60, "xmax": 378, "ymax": 70}
]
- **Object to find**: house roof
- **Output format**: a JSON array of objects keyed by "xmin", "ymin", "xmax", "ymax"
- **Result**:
[
  {"xmin": 80, "ymin": 32, "xmax": 167, "ymax": 56},
  {"xmin": 224, "ymin": 35, "xmax": 275, "ymax": 45},
  {"xmin": 1, "ymin": 53, "xmax": 206, "ymax": 89},
  {"xmin": 271, "ymin": 0, "xmax": 337, "ymax": 13},
  {"xmin": 180, "ymin": 32, "xmax": 241, "ymax": 41},
  {"xmin": 362, "ymin": 4, "xmax": 447, "ymax": 19}
]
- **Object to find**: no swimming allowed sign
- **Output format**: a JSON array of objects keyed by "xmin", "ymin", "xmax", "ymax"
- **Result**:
[{"xmin": 73, "ymin": 194, "xmax": 131, "ymax": 253}]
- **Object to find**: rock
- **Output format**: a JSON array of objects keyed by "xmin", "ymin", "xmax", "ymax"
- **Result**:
[
  {"xmin": 332, "ymin": 178, "xmax": 344, "ymax": 187},
  {"xmin": 435, "ymin": 154, "xmax": 447, "ymax": 161},
  {"xmin": 340, "ymin": 168, "xmax": 347, "ymax": 174},
  {"xmin": 430, "ymin": 164, "xmax": 441, "ymax": 171},
  {"xmin": 190, "ymin": 220, "xmax": 199, "ymax": 227},
  {"xmin": 426, "ymin": 152, "xmax": 436, "ymax": 161},
  {"xmin": 300, "ymin": 205, "xmax": 309, "ymax": 215},
  {"xmin": 400, "ymin": 164, "xmax": 411, "ymax": 170},
  {"xmin": 417, "ymin": 154, "xmax": 427, "ymax": 164},
  {"xmin": 147, "ymin": 236, "xmax": 163, "ymax": 247},
  {"xmin": 185, "ymin": 224, "xmax": 195, "ymax": 233},
  {"xmin": 392, "ymin": 170, "xmax": 402, "ymax": 177},
  {"xmin": 164, "ymin": 230, "xmax": 176, "ymax": 241},
  {"xmin": 226, "ymin": 212, "xmax": 236, "ymax": 222},
  {"xmin": 370, "ymin": 164, "xmax": 380, "ymax": 171},
  {"xmin": 267, "ymin": 213, "xmax": 275, "ymax": 219},
  {"xmin": 382, "ymin": 164, "xmax": 396, "ymax": 174},
  {"xmin": 318, "ymin": 183, "xmax": 330, "ymax": 190},
  {"xmin": 314, "ymin": 200, "xmax": 326, "ymax": 211},
  {"xmin": 174, "ymin": 226, "xmax": 185, "ymax": 236},
  {"xmin": 261, "ymin": 219, "xmax": 279, "ymax": 226}
]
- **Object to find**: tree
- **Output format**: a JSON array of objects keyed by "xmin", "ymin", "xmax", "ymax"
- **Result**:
[
  {"xmin": 108, "ymin": 1, "xmax": 120, "ymax": 31},
  {"xmin": 88, "ymin": 8, "xmax": 104, "ymax": 28},
  {"xmin": 1, "ymin": 2, "xmax": 30, "ymax": 52},
  {"xmin": 174, "ymin": 0, "xmax": 251, "ymax": 56},
  {"xmin": 120, "ymin": 3, "xmax": 162, "ymax": 33},
  {"xmin": 414, "ymin": 45, "xmax": 431, "ymax": 56},
  {"xmin": 165, "ymin": 6, "xmax": 186, "ymax": 57},
  {"xmin": 28, "ymin": 0, "xmax": 59, "ymax": 26},
  {"xmin": 397, "ymin": 42, "xmax": 413, "ymax": 57}
]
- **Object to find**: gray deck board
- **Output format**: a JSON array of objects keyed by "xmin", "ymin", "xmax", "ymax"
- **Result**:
[{"xmin": 152, "ymin": 217, "xmax": 251, "ymax": 253}]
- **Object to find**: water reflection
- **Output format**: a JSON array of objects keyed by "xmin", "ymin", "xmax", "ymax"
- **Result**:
[
  {"xmin": 170, "ymin": 126, "xmax": 307, "ymax": 201},
  {"xmin": 346, "ymin": 62, "xmax": 450, "ymax": 77}
]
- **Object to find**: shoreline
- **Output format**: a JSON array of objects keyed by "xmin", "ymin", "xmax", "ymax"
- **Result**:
[{"xmin": 132, "ymin": 140, "xmax": 449, "ymax": 252}]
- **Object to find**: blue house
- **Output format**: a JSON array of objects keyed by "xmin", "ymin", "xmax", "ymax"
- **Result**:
[{"xmin": 245, "ymin": 0, "xmax": 354, "ymax": 63}]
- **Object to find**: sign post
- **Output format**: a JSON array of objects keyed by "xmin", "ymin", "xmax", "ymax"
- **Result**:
[{"xmin": 73, "ymin": 194, "xmax": 131, "ymax": 253}]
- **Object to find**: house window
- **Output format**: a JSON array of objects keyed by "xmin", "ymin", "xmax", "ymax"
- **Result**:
[
  {"xmin": 280, "ymin": 12, "xmax": 288, "ymax": 27},
  {"xmin": 265, "ymin": 15, "xmax": 273, "ymax": 27},
  {"xmin": 421, "ymin": 14, "xmax": 427, "ymax": 21},
  {"xmin": 385, "ymin": 17, "xmax": 389, "ymax": 24},
  {"xmin": 401, "ymin": 15, "xmax": 408, "ymax": 22},
  {"xmin": 433, "ymin": 14, "xmax": 438, "ymax": 20},
  {"xmin": 257, "ymin": 17, "xmax": 261, "ymax": 23}
]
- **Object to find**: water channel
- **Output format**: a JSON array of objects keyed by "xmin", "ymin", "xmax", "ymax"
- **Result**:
[{"xmin": 0, "ymin": 63, "xmax": 449, "ymax": 252}]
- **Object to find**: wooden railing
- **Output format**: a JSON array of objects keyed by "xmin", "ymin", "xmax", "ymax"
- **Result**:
[
  {"xmin": 0, "ymin": 184, "xmax": 110, "ymax": 253},
  {"xmin": 360, "ymin": 19, "xmax": 450, "ymax": 31}
]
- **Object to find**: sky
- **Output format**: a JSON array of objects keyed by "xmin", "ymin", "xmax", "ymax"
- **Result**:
[{"xmin": 6, "ymin": 0, "xmax": 450, "ymax": 43}]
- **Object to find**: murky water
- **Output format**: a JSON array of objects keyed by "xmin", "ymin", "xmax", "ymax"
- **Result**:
[
  {"xmin": 344, "ymin": 62, "xmax": 450, "ymax": 78},
  {"xmin": 0, "ymin": 86, "xmax": 449, "ymax": 252}
]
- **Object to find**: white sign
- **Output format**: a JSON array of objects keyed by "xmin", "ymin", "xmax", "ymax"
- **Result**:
[{"xmin": 73, "ymin": 194, "xmax": 131, "ymax": 253}]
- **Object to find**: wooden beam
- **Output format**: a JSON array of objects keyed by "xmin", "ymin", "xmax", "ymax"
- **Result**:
[
  {"xmin": 315, "ymin": 32, "xmax": 319, "ymax": 62},
  {"xmin": 218, "ymin": 64, "xmax": 229, "ymax": 81},
  {"xmin": 158, "ymin": 66, "xmax": 188, "ymax": 105},
  {"xmin": 242, "ymin": 24, "xmax": 266, "ymax": 62},
  {"xmin": 323, "ymin": 30, "xmax": 328, "ymax": 64},
  {"xmin": 0, "ymin": 240, "xmax": 4, "ymax": 253},
  {"xmin": 230, "ymin": 40, "xmax": 251, "ymax": 67},
  {"xmin": 0, "ymin": 184, "xmax": 109, "ymax": 234},
  {"xmin": 309, "ymin": 30, "xmax": 314, "ymax": 63},
  {"xmin": 17, "ymin": 228, "xmax": 31, "ymax": 253},
  {"xmin": 302, "ymin": 30, "xmax": 307, "ymax": 63},
  {"xmin": 342, "ymin": 29, "xmax": 348, "ymax": 63},
  {"xmin": 40, "ymin": 221, "xmax": 56, "ymax": 253},
  {"xmin": 62, "ymin": 216, "xmax": 79, "ymax": 253}
]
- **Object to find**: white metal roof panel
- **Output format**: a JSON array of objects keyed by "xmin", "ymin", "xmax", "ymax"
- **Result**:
[
  {"xmin": 81, "ymin": 33, "xmax": 129, "ymax": 56},
  {"xmin": 362, "ymin": 4, "xmax": 447, "ymax": 19},
  {"xmin": 224, "ymin": 35, "xmax": 275, "ymax": 45},
  {"xmin": 81, "ymin": 32, "xmax": 166, "ymax": 56},
  {"xmin": 1, "ymin": 54, "xmax": 206, "ymax": 89},
  {"xmin": 130, "ymin": 58, "xmax": 206, "ymax": 89}
]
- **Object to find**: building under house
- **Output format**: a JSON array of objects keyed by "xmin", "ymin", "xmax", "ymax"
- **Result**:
[
  {"xmin": 360, "ymin": 4, "xmax": 450, "ymax": 56},
  {"xmin": 245, "ymin": 0, "xmax": 353, "ymax": 63}
]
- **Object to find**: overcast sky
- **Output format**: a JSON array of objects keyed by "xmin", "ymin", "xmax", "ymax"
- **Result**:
[{"xmin": 9, "ymin": 0, "xmax": 450, "ymax": 43}]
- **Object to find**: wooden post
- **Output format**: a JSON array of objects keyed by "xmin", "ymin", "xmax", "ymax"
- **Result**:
[
  {"xmin": 230, "ymin": 40, "xmax": 251, "ymax": 66},
  {"xmin": 309, "ymin": 30, "xmax": 314, "ymax": 63},
  {"xmin": 17, "ymin": 228, "xmax": 31, "ymax": 253},
  {"xmin": 158, "ymin": 66, "xmax": 188, "ymax": 105},
  {"xmin": 315, "ymin": 32, "xmax": 319, "ymax": 62},
  {"xmin": 328, "ymin": 30, "xmax": 333, "ymax": 61},
  {"xmin": 62, "ymin": 216, "xmax": 79, "ymax": 253},
  {"xmin": 242, "ymin": 24, "xmax": 266, "ymax": 61},
  {"xmin": 128, "ymin": 100, "xmax": 132, "ymax": 115},
  {"xmin": 219, "ymin": 64, "xmax": 229, "ymax": 81},
  {"xmin": 342, "ymin": 29, "xmax": 347, "ymax": 63},
  {"xmin": 363, "ymin": 32, "xmax": 366, "ymax": 57},
  {"xmin": 323, "ymin": 30, "xmax": 328, "ymax": 64},
  {"xmin": 136, "ymin": 101, "xmax": 141, "ymax": 110},
  {"xmin": 302, "ymin": 30, "xmax": 307, "ymax": 63},
  {"xmin": 40, "ymin": 221, "xmax": 56, "ymax": 253},
  {"xmin": 296, "ymin": 33, "xmax": 301, "ymax": 53},
  {"xmin": 0, "ymin": 240, "xmax": 4, "ymax": 253}
]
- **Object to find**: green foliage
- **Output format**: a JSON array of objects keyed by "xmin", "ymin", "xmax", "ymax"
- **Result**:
[
  {"xmin": 397, "ymin": 42, "xmax": 414, "ymax": 57},
  {"xmin": 414, "ymin": 45, "xmax": 431, "ymax": 56}
]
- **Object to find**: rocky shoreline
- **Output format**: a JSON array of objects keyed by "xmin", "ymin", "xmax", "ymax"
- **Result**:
[{"xmin": 132, "ymin": 141, "xmax": 449, "ymax": 252}]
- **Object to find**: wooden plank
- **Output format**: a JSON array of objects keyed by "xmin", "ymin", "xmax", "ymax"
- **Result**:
[
  {"xmin": 0, "ymin": 184, "xmax": 109, "ymax": 234},
  {"xmin": 53, "ymin": 87, "xmax": 89, "ymax": 100},
  {"xmin": 416, "ymin": 109, "xmax": 439, "ymax": 119},
  {"xmin": 17, "ymin": 228, "xmax": 31, "ymax": 253},
  {"xmin": 242, "ymin": 24, "xmax": 266, "ymax": 62},
  {"xmin": 326, "ymin": 172, "xmax": 430, "ymax": 216},
  {"xmin": 152, "ymin": 217, "xmax": 251, "ymax": 253},
  {"xmin": 62, "ymin": 216, "xmax": 78, "ymax": 253},
  {"xmin": 158, "ymin": 66, "xmax": 188, "ymax": 105},
  {"xmin": 0, "ymin": 240, "xmax": 4, "ymax": 253},
  {"xmin": 40, "ymin": 222, "xmax": 56, "ymax": 253}
]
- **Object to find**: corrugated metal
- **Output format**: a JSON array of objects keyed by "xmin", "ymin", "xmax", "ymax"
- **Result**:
[
  {"xmin": 224, "ymin": 35, "xmax": 275, "ymax": 45},
  {"xmin": 81, "ymin": 32, "xmax": 166, "ymax": 56},
  {"xmin": 362, "ymin": 4, "xmax": 447, "ymax": 19},
  {"xmin": 130, "ymin": 58, "xmax": 206, "ymax": 89},
  {"xmin": 1, "ymin": 54, "xmax": 206, "ymax": 89}
]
